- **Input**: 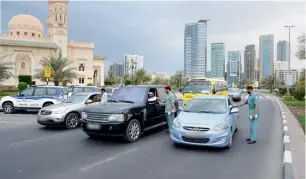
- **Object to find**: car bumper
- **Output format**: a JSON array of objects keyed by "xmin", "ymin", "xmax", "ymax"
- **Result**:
[
  {"xmin": 82, "ymin": 121, "xmax": 126, "ymax": 136},
  {"xmin": 170, "ymin": 127, "xmax": 231, "ymax": 148},
  {"xmin": 37, "ymin": 113, "xmax": 66, "ymax": 125}
]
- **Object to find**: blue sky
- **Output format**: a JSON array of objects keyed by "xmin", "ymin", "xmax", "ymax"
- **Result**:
[{"xmin": 1, "ymin": 1, "xmax": 305, "ymax": 75}]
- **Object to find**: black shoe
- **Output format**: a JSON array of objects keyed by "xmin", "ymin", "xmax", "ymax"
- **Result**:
[
  {"xmin": 247, "ymin": 141, "xmax": 256, "ymax": 144},
  {"xmin": 246, "ymin": 138, "xmax": 251, "ymax": 141}
]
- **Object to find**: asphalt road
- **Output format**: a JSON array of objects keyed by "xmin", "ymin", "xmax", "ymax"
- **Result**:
[{"xmin": 0, "ymin": 94, "xmax": 283, "ymax": 179}]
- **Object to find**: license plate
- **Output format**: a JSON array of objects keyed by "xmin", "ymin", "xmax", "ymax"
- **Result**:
[{"xmin": 87, "ymin": 123, "xmax": 100, "ymax": 130}]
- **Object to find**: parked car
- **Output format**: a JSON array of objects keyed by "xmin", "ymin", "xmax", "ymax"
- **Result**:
[
  {"xmin": 67, "ymin": 86, "xmax": 99, "ymax": 97},
  {"xmin": 37, "ymin": 92, "xmax": 101, "ymax": 129},
  {"xmin": 81, "ymin": 85, "xmax": 179, "ymax": 142},
  {"xmin": 0, "ymin": 86, "xmax": 68, "ymax": 114},
  {"xmin": 105, "ymin": 86, "xmax": 119, "ymax": 98},
  {"xmin": 228, "ymin": 88, "xmax": 242, "ymax": 102},
  {"xmin": 170, "ymin": 96, "xmax": 239, "ymax": 149}
]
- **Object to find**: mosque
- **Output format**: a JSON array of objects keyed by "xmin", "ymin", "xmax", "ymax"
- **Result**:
[{"xmin": 0, "ymin": 0, "xmax": 105, "ymax": 87}]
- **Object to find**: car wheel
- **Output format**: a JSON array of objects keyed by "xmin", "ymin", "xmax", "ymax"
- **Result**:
[
  {"xmin": 3, "ymin": 102, "xmax": 15, "ymax": 114},
  {"xmin": 124, "ymin": 119, "xmax": 141, "ymax": 143},
  {"xmin": 43, "ymin": 102, "xmax": 53, "ymax": 108},
  {"xmin": 225, "ymin": 132, "xmax": 233, "ymax": 149},
  {"xmin": 64, "ymin": 113, "xmax": 80, "ymax": 129}
]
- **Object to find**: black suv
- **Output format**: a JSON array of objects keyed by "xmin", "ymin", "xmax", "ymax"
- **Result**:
[{"xmin": 81, "ymin": 85, "xmax": 179, "ymax": 142}]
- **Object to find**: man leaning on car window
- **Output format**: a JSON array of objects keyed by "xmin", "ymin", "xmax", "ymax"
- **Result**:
[{"xmin": 100, "ymin": 88, "xmax": 108, "ymax": 104}]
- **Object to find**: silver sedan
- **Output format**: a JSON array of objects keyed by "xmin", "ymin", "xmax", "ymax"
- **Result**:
[{"xmin": 37, "ymin": 92, "xmax": 102, "ymax": 129}]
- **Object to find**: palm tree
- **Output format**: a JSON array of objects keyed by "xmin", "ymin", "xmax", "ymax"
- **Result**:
[
  {"xmin": 34, "ymin": 50, "xmax": 77, "ymax": 86},
  {"xmin": 134, "ymin": 68, "xmax": 151, "ymax": 85},
  {"xmin": 0, "ymin": 55, "xmax": 13, "ymax": 82},
  {"xmin": 296, "ymin": 33, "xmax": 305, "ymax": 60}
]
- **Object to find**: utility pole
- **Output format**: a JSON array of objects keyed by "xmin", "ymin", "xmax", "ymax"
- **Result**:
[{"xmin": 284, "ymin": 25, "xmax": 295, "ymax": 95}]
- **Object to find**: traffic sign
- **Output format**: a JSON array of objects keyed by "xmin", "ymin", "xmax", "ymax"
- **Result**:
[{"xmin": 44, "ymin": 66, "xmax": 51, "ymax": 78}]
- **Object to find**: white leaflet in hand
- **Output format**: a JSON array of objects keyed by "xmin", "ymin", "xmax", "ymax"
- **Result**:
[{"xmin": 249, "ymin": 114, "xmax": 258, "ymax": 119}]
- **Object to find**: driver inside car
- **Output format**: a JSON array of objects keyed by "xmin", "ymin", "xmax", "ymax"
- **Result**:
[{"xmin": 148, "ymin": 92, "xmax": 157, "ymax": 102}]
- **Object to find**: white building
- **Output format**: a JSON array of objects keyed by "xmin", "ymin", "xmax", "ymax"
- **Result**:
[
  {"xmin": 149, "ymin": 72, "xmax": 170, "ymax": 80},
  {"xmin": 275, "ymin": 69, "xmax": 298, "ymax": 85},
  {"xmin": 123, "ymin": 54, "xmax": 144, "ymax": 75},
  {"xmin": 274, "ymin": 61, "xmax": 288, "ymax": 72}
]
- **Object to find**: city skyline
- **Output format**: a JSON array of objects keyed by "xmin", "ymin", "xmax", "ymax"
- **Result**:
[
  {"xmin": 210, "ymin": 42, "xmax": 225, "ymax": 78},
  {"xmin": 1, "ymin": 1, "xmax": 305, "ymax": 75}
]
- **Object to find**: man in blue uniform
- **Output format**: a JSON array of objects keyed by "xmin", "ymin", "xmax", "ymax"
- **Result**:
[
  {"xmin": 164, "ymin": 85, "xmax": 176, "ymax": 133},
  {"xmin": 235, "ymin": 86, "xmax": 259, "ymax": 144}
]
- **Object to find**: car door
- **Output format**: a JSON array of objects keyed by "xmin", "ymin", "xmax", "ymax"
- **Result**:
[
  {"xmin": 228, "ymin": 97, "xmax": 238, "ymax": 130},
  {"xmin": 31, "ymin": 87, "xmax": 46, "ymax": 108},
  {"xmin": 15, "ymin": 87, "xmax": 35, "ymax": 108}
]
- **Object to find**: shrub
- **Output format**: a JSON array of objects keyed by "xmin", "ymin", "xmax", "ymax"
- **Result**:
[
  {"xmin": 278, "ymin": 87, "xmax": 287, "ymax": 95},
  {"xmin": 289, "ymin": 87, "xmax": 295, "ymax": 95},
  {"xmin": 87, "ymin": 83, "xmax": 94, "ymax": 86},
  {"xmin": 283, "ymin": 96, "xmax": 294, "ymax": 101},
  {"xmin": 18, "ymin": 75, "xmax": 32, "ymax": 84},
  {"xmin": 124, "ymin": 80, "xmax": 131, "ymax": 86},
  {"xmin": 18, "ymin": 82, "xmax": 28, "ymax": 92},
  {"xmin": 293, "ymin": 85, "xmax": 305, "ymax": 101}
]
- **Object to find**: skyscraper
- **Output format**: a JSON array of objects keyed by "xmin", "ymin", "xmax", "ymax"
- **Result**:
[
  {"xmin": 109, "ymin": 62, "xmax": 124, "ymax": 77},
  {"xmin": 211, "ymin": 43, "xmax": 225, "ymax": 79},
  {"xmin": 227, "ymin": 51, "xmax": 241, "ymax": 87},
  {"xmin": 277, "ymin": 41, "xmax": 289, "ymax": 61},
  {"xmin": 259, "ymin": 35, "xmax": 274, "ymax": 79},
  {"xmin": 244, "ymin": 45, "xmax": 256, "ymax": 84},
  {"xmin": 184, "ymin": 20, "xmax": 208, "ymax": 78},
  {"xmin": 123, "ymin": 54, "xmax": 144, "ymax": 75}
]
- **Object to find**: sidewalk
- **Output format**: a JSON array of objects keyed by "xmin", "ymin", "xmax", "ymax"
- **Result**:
[{"xmin": 274, "ymin": 96, "xmax": 305, "ymax": 179}]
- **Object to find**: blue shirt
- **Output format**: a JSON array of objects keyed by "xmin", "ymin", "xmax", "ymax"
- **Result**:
[
  {"xmin": 244, "ymin": 93, "xmax": 259, "ymax": 118},
  {"xmin": 165, "ymin": 92, "xmax": 175, "ymax": 113}
]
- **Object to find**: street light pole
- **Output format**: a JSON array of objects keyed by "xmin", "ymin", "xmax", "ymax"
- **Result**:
[{"xmin": 284, "ymin": 25, "xmax": 295, "ymax": 95}]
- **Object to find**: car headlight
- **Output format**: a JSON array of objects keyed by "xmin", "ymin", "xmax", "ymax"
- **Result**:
[
  {"xmin": 213, "ymin": 119, "xmax": 229, "ymax": 131},
  {"xmin": 53, "ymin": 108, "xmax": 68, "ymax": 114},
  {"xmin": 81, "ymin": 112, "xmax": 87, "ymax": 120},
  {"xmin": 172, "ymin": 118, "xmax": 181, "ymax": 128},
  {"xmin": 108, "ymin": 114, "xmax": 124, "ymax": 122}
]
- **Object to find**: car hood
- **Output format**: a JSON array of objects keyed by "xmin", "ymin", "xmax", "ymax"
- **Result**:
[
  {"xmin": 42, "ymin": 103, "xmax": 79, "ymax": 111},
  {"xmin": 177, "ymin": 111, "xmax": 228, "ymax": 127},
  {"xmin": 84, "ymin": 102, "xmax": 144, "ymax": 113}
]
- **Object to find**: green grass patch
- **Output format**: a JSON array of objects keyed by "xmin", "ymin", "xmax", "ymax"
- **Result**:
[
  {"xmin": 0, "ymin": 91, "xmax": 18, "ymax": 97},
  {"xmin": 298, "ymin": 115, "xmax": 305, "ymax": 131},
  {"xmin": 283, "ymin": 98, "xmax": 305, "ymax": 106}
]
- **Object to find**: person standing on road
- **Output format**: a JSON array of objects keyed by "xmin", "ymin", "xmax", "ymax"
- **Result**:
[
  {"xmin": 100, "ymin": 88, "xmax": 108, "ymax": 104},
  {"xmin": 235, "ymin": 85, "xmax": 259, "ymax": 144},
  {"xmin": 164, "ymin": 85, "xmax": 175, "ymax": 133}
]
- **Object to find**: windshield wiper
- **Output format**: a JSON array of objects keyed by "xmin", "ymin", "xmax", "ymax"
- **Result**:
[
  {"xmin": 197, "ymin": 111, "xmax": 221, "ymax": 114},
  {"xmin": 118, "ymin": 100, "xmax": 134, "ymax": 103},
  {"xmin": 108, "ymin": 99, "xmax": 118, "ymax": 102}
]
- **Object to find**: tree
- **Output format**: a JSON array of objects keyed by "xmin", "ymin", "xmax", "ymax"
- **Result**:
[
  {"xmin": 152, "ymin": 77, "xmax": 169, "ymax": 85},
  {"xmin": 133, "ymin": 68, "xmax": 151, "ymax": 85},
  {"xmin": 105, "ymin": 72, "xmax": 116, "ymax": 85},
  {"xmin": 239, "ymin": 76, "xmax": 248, "ymax": 88},
  {"xmin": 0, "ymin": 55, "xmax": 13, "ymax": 82},
  {"xmin": 34, "ymin": 50, "xmax": 77, "ymax": 86},
  {"xmin": 259, "ymin": 75, "xmax": 281, "ymax": 92},
  {"xmin": 169, "ymin": 70, "xmax": 186, "ymax": 89},
  {"xmin": 296, "ymin": 33, "xmax": 305, "ymax": 60}
]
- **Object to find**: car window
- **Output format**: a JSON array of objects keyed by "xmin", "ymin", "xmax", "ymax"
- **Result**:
[
  {"xmin": 184, "ymin": 98, "xmax": 227, "ymax": 114},
  {"xmin": 46, "ymin": 88, "xmax": 57, "ymax": 96},
  {"xmin": 20, "ymin": 87, "xmax": 34, "ymax": 96},
  {"xmin": 96, "ymin": 94, "xmax": 102, "ymax": 101},
  {"xmin": 62, "ymin": 88, "xmax": 69, "ymax": 95},
  {"xmin": 74, "ymin": 87, "xmax": 83, "ymax": 93},
  {"xmin": 157, "ymin": 88, "xmax": 166, "ymax": 101},
  {"xmin": 34, "ymin": 88, "xmax": 46, "ymax": 96},
  {"xmin": 89, "ymin": 94, "xmax": 101, "ymax": 102},
  {"xmin": 109, "ymin": 86, "xmax": 147, "ymax": 103},
  {"xmin": 84, "ymin": 88, "xmax": 93, "ymax": 92},
  {"xmin": 105, "ymin": 88, "xmax": 113, "ymax": 94}
]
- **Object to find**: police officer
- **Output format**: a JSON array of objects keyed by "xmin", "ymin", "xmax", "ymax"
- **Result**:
[
  {"xmin": 235, "ymin": 85, "xmax": 259, "ymax": 144},
  {"xmin": 164, "ymin": 85, "xmax": 175, "ymax": 133}
]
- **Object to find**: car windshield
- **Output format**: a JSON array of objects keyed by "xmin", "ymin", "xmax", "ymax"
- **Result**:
[
  {"xmin": 105, "ymin": 88, "xmax": 113, "ymax": 94},
  {"xmin": 183, "ymin": 81, "xmax": 210, "ymax": 93},
  {"xmin": 109, "ymin": 87, "xmax": 147, "ymax": 103},
  {"xmin": 183, "ymin": 98, "xmax": 227, "ymax": 113},
  {"xmin": 229, "ymin": 88, "xmax": 239, "ymax": 92},
  {"xmin": 62, "ymin": 94, "xmax": 88, "ymax": 103}
]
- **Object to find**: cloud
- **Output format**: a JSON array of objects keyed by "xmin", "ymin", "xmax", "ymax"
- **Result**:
[{"xmin": 1, "ymin": 1, "xmax": 305, "ymax": 75}]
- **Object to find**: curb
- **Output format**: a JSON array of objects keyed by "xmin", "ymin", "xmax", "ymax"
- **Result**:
[{"xmin": 275, "ymin": 98, "xmax": 294, "ymax": 179}]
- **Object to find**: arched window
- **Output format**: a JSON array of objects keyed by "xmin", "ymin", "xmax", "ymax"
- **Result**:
[
  {"xmin": 38, "ymin": 34, "xmax": 41, "ymax": 38},
  {"xmin": 24, "ymin": 32, "xmax": 28, "ymax": 36},
  {"xmin": 17, "ymin": 31, "xmax": 20, "ymax": 35},
  {"xmin": 32, "ymin": 33, "xmax": 35, "ymax": 37},
  {"xmin": 21, "ymin": 62, "xmax": 26, "ymax": 69},
  {"xmin": 79, "ymin": 64, "xmax": 85, "ymax": 71}
]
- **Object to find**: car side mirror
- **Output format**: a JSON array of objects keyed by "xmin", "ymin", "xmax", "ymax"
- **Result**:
[
  {"xmin": 19, "ymin": 93, "xmax": 24, "ymax": 97},
  {"xmin": 85, "ymin": 99, "xmax": 93, "ymax": 104},
  {"xmin": 230, "ymin": 108, "xmax": 239, "ymax": 114}
]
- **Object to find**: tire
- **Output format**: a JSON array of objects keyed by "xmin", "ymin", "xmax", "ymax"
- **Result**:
[
  {"xmin": 2, "ymin": 102, "xmax": 15, "ymax": 114},
  {"xmin": 235, "ymin": 124, "xmax": 238, "ymax": 133},
  {"xmin": 225, "ymin": 132, "xmax": 233, "ymax": 149},
  {"xmin": 64, "ymin": 112, "xmax": 80, "ymax": 129},
  {"xmin": 123, "ymin": 119, "xmax": 141, "ymax": 143},
  {"xmin": 43, "ymin": 102, "xmax": 53, "ymax": 108}
]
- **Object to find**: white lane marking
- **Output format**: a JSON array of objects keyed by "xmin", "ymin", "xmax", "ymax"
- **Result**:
[
  {"xmin": 281, "ymin": 112, "xmax": 285, "ymax": 115},
  {"xmin": 79, "ymin": 148, "xmax": 139, "ymax": 172},
  {"xmin": 9, "ymin": 133, "xmax": 64, "ymax": 147},
  {"xmin": 284, "ymin": 135, "xmax": 290, "ymax": 143},
  {"xmin": 283, "ymin": 120, "xmax": 287, "ymax": 124},
  {"xmin": 282, "ymin": 115, "xmax": 286, "ymax": 118},
  {"xmin": 283, "ymin": 126, "xmax": 288, "ymax": 131},
  {"xmin": 284, "ymin": 151, "xmax": 293, "ymax": 164}
]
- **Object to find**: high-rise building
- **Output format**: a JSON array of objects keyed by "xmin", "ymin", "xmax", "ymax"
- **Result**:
[
  {"xmin": 184, "ymin": 20, "xmax": 208, "ymax": 78},
  {"xmin": 227, "ymin": 51, "xmax": 241, "ymax": 87},
  {"xmin": 244, "ymin": 45, "xmax": 256, "ymax": 84},
  {"xmin": 211, "ymin": 43, "xmax": 225, "ymax": 79},
  {"xmin": 277, "ymin": 41, "xmax": 289, "ymax": 61},
  {"xmin": 123, "ymin": 54, "xmax": 144, "ymax": 75},
  {"xmin": 259, "ymin": 35, "xmax": 274, "ymax": 79},
  {"xmin": 255, "ymin": 59, "xmax": 260, "ymax": 81},
  {"xmin": 109, "ymin": 62, "xmax": 124, "ymax": 77},
  {"xmin": 274, "ymin": 61, "xmax": 288, "ymax": 73}
]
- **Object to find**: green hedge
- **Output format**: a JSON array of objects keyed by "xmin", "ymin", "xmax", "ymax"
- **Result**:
[
  {"xmin": 18, "ymin": 82, "xmax": 28, "ymax": 92},
  {"xmin": 18, "ymin": 75, "xmax": 32, "ymax": 84},
  {"xmin": 87, "ymin": 83, "xmax": 94, "ymax": 86},
  {"xmin": 279, "ymin": 87, "xmax": 287, "ymax": 95},
  {"xmin": 293, "ymin": 85, "xmax": 305, "ymax": 101}
]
